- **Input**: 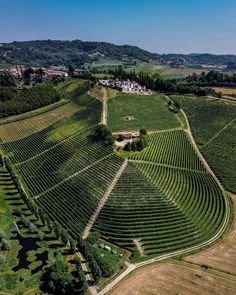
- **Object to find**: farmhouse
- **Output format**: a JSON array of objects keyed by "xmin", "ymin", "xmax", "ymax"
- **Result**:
[
  {"xmin": 122, "ymin": 133, "xmax": 133, "ymax": 140},
  {"xmin": 44, "ymin": 69, "xmax": 68, "ymax": 78}
]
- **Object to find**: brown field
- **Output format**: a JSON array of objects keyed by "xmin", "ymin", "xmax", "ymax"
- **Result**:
[
  {"xmin": 109, "ymin": 262, "xmax": 236, "ymax": 295},
  {"xmin": 213, "ymin": 87, "xmax": 236, "ymax": 95},
  {"xmin": 185, "ymin": 196, "xmax": 236, "ymax": 275},
  {"xmin": 0, "ymin": 102, "xmax": 78, "ymax": 142}
]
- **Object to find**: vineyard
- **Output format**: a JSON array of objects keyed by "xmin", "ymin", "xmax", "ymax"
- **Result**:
[
  {"xmin": 108, "ymin": 94, "xmax": 180, "ymax": 132},
  {"xmin": 171, "ymin": 95, "xmax": 236, "ymax": 193},
  {"xmin": 0, "ymin": 87, "xmax": 229, "ymax": 261},
  {"xmin": 94, "ymin": 130, "xmax": 226, "ymax": 255},
  {"xmin": 0, "ymin": 79, "xmax": 90, "ymax": 142},
  {"xmin": 201, "ymin": 120, "xmax": 236, "ymax": 192}
]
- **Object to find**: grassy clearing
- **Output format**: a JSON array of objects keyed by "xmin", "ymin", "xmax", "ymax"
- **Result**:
[{"xmin": 108, "ymin": 93, "xmax": 180, "ymax": 132}]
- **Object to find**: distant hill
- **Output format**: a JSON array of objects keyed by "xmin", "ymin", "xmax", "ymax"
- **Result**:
[
  {"xmin": 0, "ymin": 39, "xmax": 236, "ymax": 69},
  {"xmin": 0, "ymin": 39, "xmax": 159, "ymax": 67},
  {"xmin": 165, "ymin": 53, "xmax": 236, "ymax": 65}
]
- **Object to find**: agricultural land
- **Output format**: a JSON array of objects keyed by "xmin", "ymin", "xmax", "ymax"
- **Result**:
[{"xmin": 0, "ymin": 77, "xmax": 235, "ymax": 295}]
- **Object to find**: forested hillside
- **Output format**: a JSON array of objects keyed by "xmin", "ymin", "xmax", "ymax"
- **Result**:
[
  {"xmin": 1, "ymin": 39, "xmax": 236, "ymax": 69},
  {"xmin": 0, "ymin": 40, "xmax": 159, "ymax": 67}
]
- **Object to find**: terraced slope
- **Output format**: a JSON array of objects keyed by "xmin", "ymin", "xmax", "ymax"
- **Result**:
[
  {"xmin": 94, "ymin": 130, "xmax": 226, "ymax": 256},
  {"xmin": 0, "ymin": 91, "xmax": 228, "ymax": 258},
  {"xmin": 17, "ymin": 126, "xmax": 114, "ymax": 196}
]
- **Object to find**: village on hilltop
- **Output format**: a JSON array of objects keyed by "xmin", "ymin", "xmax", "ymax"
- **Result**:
[{"xmin": 99, "ymin": 79, "xmax": 152, "ymax": 95}]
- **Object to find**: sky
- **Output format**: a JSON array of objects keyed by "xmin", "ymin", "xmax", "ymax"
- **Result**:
[{"xmin": 0, "ymin": 0, "xmax": 236, "ymax": 54}]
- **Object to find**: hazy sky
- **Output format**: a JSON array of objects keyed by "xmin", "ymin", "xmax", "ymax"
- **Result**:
[{"xmin": 1, "ymin": 0, "xmax": 236, "ymax": 54}]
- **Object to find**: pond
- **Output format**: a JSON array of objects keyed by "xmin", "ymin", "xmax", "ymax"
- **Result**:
[{"xmin": 11, "ymin": 230, "xmax": 48, "ymax": 274}]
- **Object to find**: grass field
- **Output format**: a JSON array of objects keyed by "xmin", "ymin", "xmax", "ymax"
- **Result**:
[
  {"xmin": 171, "ymin": 95, "xmax": 236, "ymax": 193},
  {"xmin": 108, "ymin": 94, "xmax": 180, "ymax": 132}
]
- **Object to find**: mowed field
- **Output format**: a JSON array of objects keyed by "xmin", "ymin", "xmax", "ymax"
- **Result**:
[
  {"xmin": 108, "ymin": 94, "xmax": 180, "ymax": 132},
  {"xmin": 109, "ymin": 262, "xmax": 236, "ymax": 295},
  {"xmin": 213, "ymin": 87, "xmax": 236, "ymax": 95}
]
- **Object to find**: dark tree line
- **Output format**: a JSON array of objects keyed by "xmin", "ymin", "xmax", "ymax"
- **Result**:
[
  {"xmin": 0, "ymin": 73, "xmax": 61, "ymax": 118},
  {"xmin": 185, "ymin": 70, "xmax": 236, "ymax": 87},
  {"xmin": 111, "ymin": 66, "xmax": 217, "ymax": 97},
  {"xmin": 41, "ymin": 251, "xmax": 87, "ymax": 295}
]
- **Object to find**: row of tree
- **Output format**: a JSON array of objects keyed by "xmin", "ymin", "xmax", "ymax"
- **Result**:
[
  {"xmin": 185, "ymin": 70, "xmax": 236, "ymax": 87},
  {"xmin": 0, "ymin": 76, "xmax": 61, "ymax": 118},
  {"xmin": 3, "ymin": 156, "xmax": 113, "ymax": 291}
]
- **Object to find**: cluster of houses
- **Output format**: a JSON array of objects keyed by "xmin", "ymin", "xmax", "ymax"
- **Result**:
[
  {"xmin": 99, "ymin": 79, "xmax": 151, "ymax": 95},
  {"xmin": 0, "ymin": 66, "xmax": 88, "ymax": 79}
]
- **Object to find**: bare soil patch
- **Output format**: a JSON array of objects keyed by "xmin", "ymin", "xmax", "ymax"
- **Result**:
[
  {"xmin": 185, "ymin": 196, "xmax": 236, "ymax": 275},
  {"xmin": 213, "ymin": 87, "xmax": 236, "ymax": 95},
  {"xmin": 109, "ymin": 262, "xmax": 236, "ymax": 295}
]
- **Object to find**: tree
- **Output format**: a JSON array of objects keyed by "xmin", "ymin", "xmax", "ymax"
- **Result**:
[
  {"xmin": 38, "ymin": 231, "xmax": 45, "ymax": 241},
  {"xmin": 41, "ymin": 258, "xmax": 79, "ymax": 294},
  {"xmin": 69, "ymin": 239, "xmax": 76, "ymax": 253},
  {"xmin": 92, "ymin": 125, "xmax": 114, "ymax": 146},
  {"xmin": 68, "ymin": 65, "xmax": 75, "ymax": 76},
  {"xmin": 60, "ymin": 229, "xmax": 69, "ymax": 245},
  {"xmin": 28, "ymin": 222, "xmax": 38, "ymax": 234},
  {"xmin": 117, "ymin": 134, "xmax": 124, "ymax": 142},
  {"xmin": 1, "ymin": 239, "xmax": 11, "ymax": 250},
  {"xmin": 86, "ymin": 231, "xmax": 100, "ymax": 245},
  {"xmin": 139, "ymin": 128, "xmax": 147, "ymax": 136},
  {"xmin": 0, "ymin": 230, "xmax": 6, "ymax": 241},
  {"xmin": 131, "ymin": 141, "xmax": 137, "ymax": 152},
  {"xmin": 124, "ymin": 142, "xmax": 131, "ymax": 151}
]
